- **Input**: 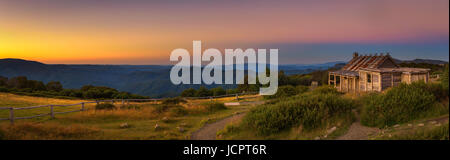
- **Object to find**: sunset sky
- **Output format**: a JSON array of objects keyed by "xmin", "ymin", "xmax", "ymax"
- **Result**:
[{"xmin": 0, "ymin": 0, "xmax": 448, "ymax": 64}]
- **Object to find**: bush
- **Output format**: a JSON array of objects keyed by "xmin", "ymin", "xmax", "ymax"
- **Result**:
[
  {"xmin": 204, "ymin": 102, "xmax": 227, "ymax": 113},
  {"xmin": 311, "ymin": 85, "xmax": 339, "ymax": 95},
  {"xmin": 264, "ymin": 85, "xmax": 298, "ymax": 99},
  {"xmin": 162, "ymin": 97, "xmax": 187, "ymax": 105},
  {"xmin": 95, "ymin": 103, "xmax": 117, "ymax": 110},
  {"xmin": 416, "ymin": 82, "xmax": 448, "ymax": 101},
  {"xmin": 296, "ymin": 85, "xmax": 310, "ymax": 94},
  {"xmin": 442, "ymin": 64, "xmax": 449, "ymax": 92},
  {"xmin": 360, "ymin": 82, "xmax": 437, "ymax": 127},
  {"xmin": 243, "ymin": 93, "xmax": 354, "ymax": 135}
]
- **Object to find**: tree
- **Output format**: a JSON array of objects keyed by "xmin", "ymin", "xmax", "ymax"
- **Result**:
[
  {"xmin": 195, "ymin": 86, "xmax": 212, "ymax": 97},
  {"xmin": 0, "ymin": 76, "xmax": 7, "ymax": 86},
  {"xmin": 46, "ymin": 81, "xmax": 63, "ymax": 92},
  {"xmin": 181, "ymin": 88, "xmax": 196, "ymax": 97},
  {"xmin": 211, "ymin": 87, "xmax": 226, "ymax": 96},
  {"xmin": 28, "ymin": 80, "xmax": 46, "ymax": 91},
  {"xmin": 7, "ymin": 76, "xmax": 28, "ymax": 89}
]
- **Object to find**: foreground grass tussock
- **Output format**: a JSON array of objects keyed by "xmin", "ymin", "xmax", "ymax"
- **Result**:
[
  {"xmin": 0, "ymin": 122, "xmax": 100, "ymax": 140},
  {"xmin": 361, "ymin": 82, "xmax": 448, "ymax": 128},
  {"xmin": 242, "ymin": 90, "xmax": 354, "ymax": 135},
  {"xmin": 379, "ymin": 122, "xmax": 449, "ymax": 140}
]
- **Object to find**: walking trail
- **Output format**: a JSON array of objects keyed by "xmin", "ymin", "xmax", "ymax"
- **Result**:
[{"xmin": 191, "ymin": 113, "xmax": 246, "ymax": 140}]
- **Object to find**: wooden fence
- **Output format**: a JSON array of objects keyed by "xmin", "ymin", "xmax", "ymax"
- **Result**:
[{"xmin": 0, "ymin": 92, "xmax": 258, "ymax": 124}]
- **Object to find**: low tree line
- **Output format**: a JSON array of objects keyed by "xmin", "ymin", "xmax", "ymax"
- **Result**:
[
  {"xmin": 180, "ymin": 86, "xmax": 239, "ymax": 97},
  {"xmin": 0, "ymin": 76, "xmax": 147, "ymax": 99}
]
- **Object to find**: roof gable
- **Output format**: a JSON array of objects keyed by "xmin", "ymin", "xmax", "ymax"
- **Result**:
[{"xmin": 342, "ymin": 53, "xmax": 398, "ymax": 71}]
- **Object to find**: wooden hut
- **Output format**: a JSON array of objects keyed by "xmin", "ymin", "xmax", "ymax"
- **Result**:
[{"xmin": 328, "ymin": 53, "xmax": 430, "ymax": 92}]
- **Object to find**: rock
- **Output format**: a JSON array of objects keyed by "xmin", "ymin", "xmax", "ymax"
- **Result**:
[
  {"xmin": 314, "ymin": 137, "xmax": 320, "ymax": 140},
  {"xmin": 327, "ymin": 126, "xmax": 337, "ymax": 134},
  {"xmin": 429, "ymin": 121, "xmax": 437, "ymax": 124},
  {"xmin": 323, "ymin": 134, "xmax": 328, "ymax": 138},
  {"xmin": 417, "ymin": 123, "xmax": 424, "ymax": 127},
  {"xmin": 388, "ymin": 134, "xmax": 392, "ymax": 138},
  {"xmin": 119, "ymin": 123, "xmax": 129, "ymax": 128},
  {"xmin": 393, "ymin": 124, "xmax": 400, "ymax": 128},
  {"xmin": 177, "ymin": 126, "xmax": 184, "ymax": 132},
  {"xmin": 179, "ymin": 123, "xmax": 187, "ymax": 127},
  {"xmin": 162, "ymin": 117, "xmax": 169, "ymax": 122},
  {"xmin": 155, "ymin": 123, "xmax": 161, "ymax": 130},
  {"xmin": 407, "ymin": 124, "xmax": 412, "ymax": 127},
  {"xmin": 435, "ymin": 123, "xmax": 442, "ymax": 127}
]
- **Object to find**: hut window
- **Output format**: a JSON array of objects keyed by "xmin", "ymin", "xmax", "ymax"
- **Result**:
[
  {"xmin": 336, "ymin": 76, "xmax": 340, "ymax": 84},
  {"xmin": 367, "ymin": 73, "xmax": 371, "ymax": 83}
]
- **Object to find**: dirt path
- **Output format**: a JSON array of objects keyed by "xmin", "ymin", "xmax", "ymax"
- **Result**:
[
  {"xmin": 191, "ymin": 113, "xmax": 246, "ymax": 140},
  {"xmin": 336, "ymin": 121, "xmax": 380, "ymax": 140},
  {"xmin": 336, "ymin": 111, "xmax": 380, "ymax": 140}
]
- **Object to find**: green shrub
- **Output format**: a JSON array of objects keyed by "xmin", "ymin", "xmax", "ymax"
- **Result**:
[
  {"xmin": 442, "ymin": 64, "xmax": 449, "ymax": 92},
  {"xmin": 311, "ymin": 85, "xmax": 339, "ymax": 95},
  {"xmin": 162, "ymin": 97, "xmax": 187, "ymax": 105},
  {"xmin": 95, "ymin": 103, "xmax": 117, "ymax": 110},
  {"xmin": 204, "ymin": 102, "xmax": 227, "ymax": 113},
  {"xmin": 264, "ymin": 85, "xmax": 298, "ymax": 99},
  {"xmin": 360, "ymin": 82, "xmax": 436, "ymax": 127},
  {"xmin": 420, "ymin": 82, "xmax": 448, "ymax": 101},
  {"xmin": 0, "ymin": 86, "xmax": 8, "ymax": 92},
  {"xmin": 243, "ymin": 93, "xmax": 354, "ymax": 135},
  {"xmin": 296, "ymin": 85, "xmax": 310, "ymax": 94}
]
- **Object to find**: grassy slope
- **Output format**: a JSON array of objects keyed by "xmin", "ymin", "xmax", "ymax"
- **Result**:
[{"xmin": 0, "ymin": 93, "xmax": 260, "ymax": 140}]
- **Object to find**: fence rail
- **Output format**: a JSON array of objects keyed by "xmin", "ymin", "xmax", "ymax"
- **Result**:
[{"xmin": 0, "ymin": 92, "xmax": 258, "ymax": 124}]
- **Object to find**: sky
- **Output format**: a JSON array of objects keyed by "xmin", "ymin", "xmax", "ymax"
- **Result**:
[{"xmin": 0, "ymin": 0, "xmax": 448, "ymax": 64}]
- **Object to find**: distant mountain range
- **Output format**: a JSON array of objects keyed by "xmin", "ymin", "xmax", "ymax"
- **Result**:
[
  {"xmin": 0, "ymin": 58, "xmax": 446, "ymax": 97},
  {"xmin": 393, "ymin": 58, "xmax": 449, "ymax": 65}
]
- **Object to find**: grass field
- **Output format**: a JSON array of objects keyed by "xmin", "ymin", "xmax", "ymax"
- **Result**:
[{"xmin": 0, "ymin": 93, "xmax": 261, "ymax": 140}]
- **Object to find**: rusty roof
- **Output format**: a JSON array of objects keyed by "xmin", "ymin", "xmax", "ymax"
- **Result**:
[{"xmin": 341, "ymin": 53, "xmax": 398, "ymax": 71}]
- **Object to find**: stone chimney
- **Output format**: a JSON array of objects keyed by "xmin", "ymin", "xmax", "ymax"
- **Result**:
[{"xmin": 353, "ymin": 52, "xmax": 359, "ymax": 58}]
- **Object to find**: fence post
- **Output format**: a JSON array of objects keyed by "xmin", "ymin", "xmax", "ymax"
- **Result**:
[
  {"xmin": 122, "ymin": 99, "xmax": 124, "ymax": 106},
  {"xmin": 235, "ymin": 94, "xmax": 239, "ymax": 100},
  {"xmin": 9, "ymin": 107, "xmax": 14, "ymax": 124},
  {"xmin": 50, "ymin": 105, "xmax": 55, "ymax": 119},
  {"xmin": 210, "ymin": 96, "xmax": 213, "ymax": 101},
  {"xmin": 81, "ymin": 102, "xmax": 85, "ymax": 111},
  {"xmin": 96, "ymin": 101, "xmax": 99, "ymax": 105}
]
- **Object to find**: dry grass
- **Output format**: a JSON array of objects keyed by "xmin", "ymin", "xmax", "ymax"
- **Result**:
[
  {"xmin": 0, "ymin": 93, "xmax": 260, "ymax": 139},
  {"xmin": 0, "ymin": 122, "xmax": 100, "ymax": 140}
]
